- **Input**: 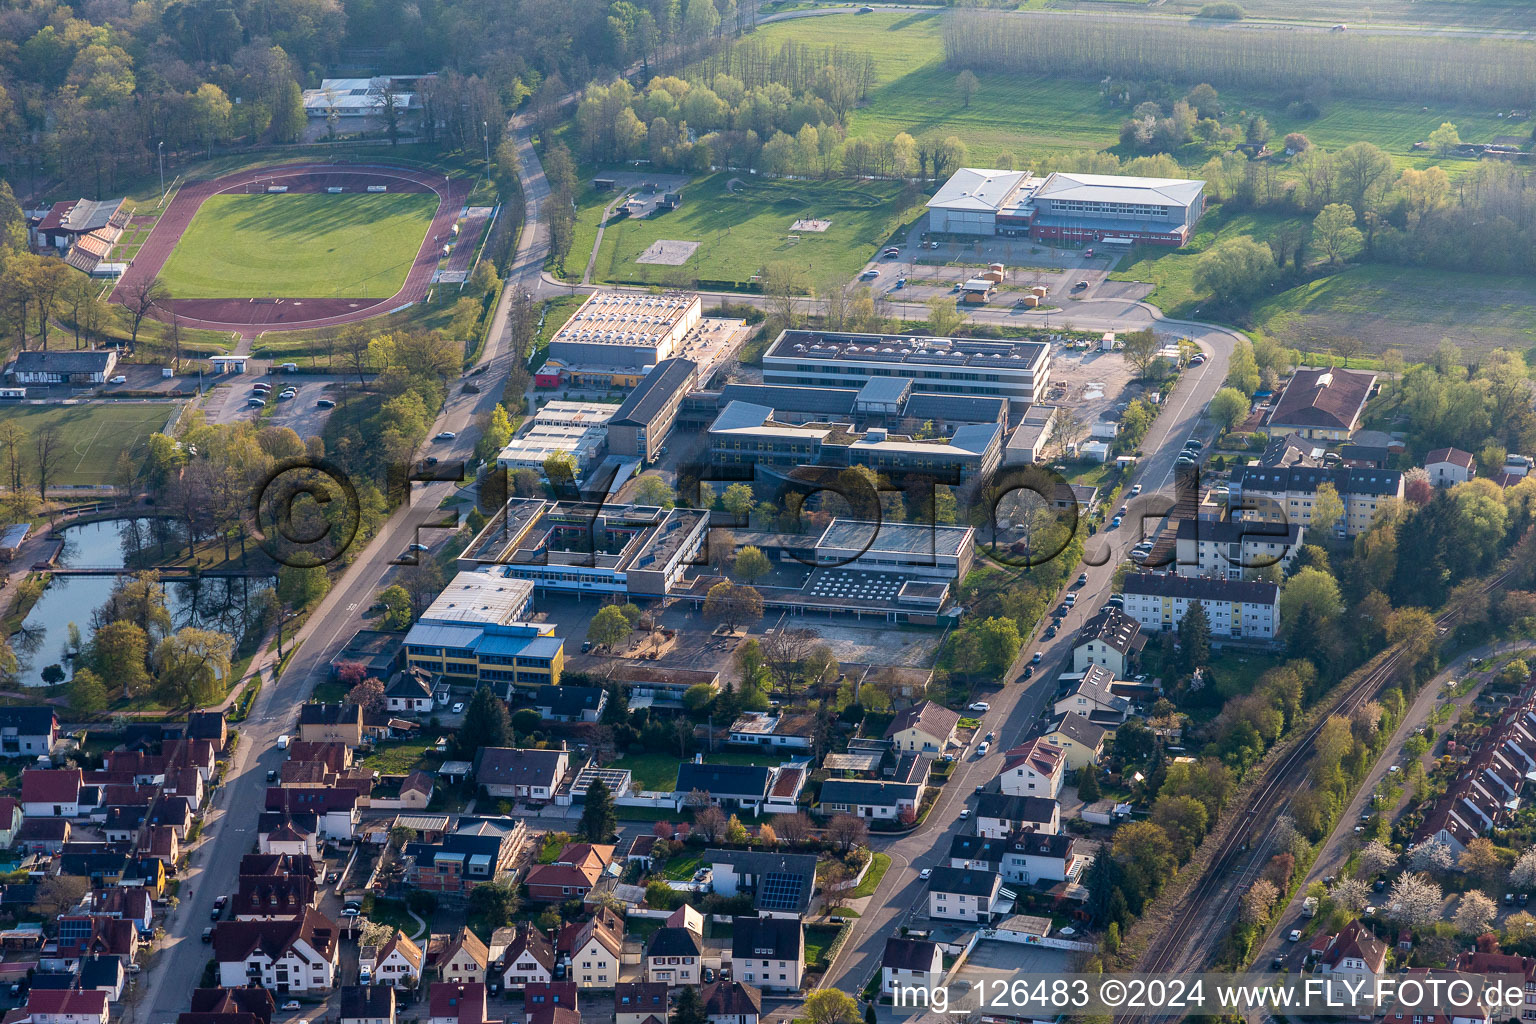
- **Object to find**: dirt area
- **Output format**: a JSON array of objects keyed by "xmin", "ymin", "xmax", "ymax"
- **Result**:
[
  {"xmin": 777, "ymin": 617, "xmax": 943, "ymax": 669},
  {"xmin": 1042, "ymin": 346, "xmax": 1146, "ymax": 434},
  {"xmin": 791, "ymin": 219, "xmax": 831, "ymax": 233}
]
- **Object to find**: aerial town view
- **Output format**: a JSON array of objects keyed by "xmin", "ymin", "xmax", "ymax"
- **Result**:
[{"xmin": 2, "ymin": 2, "xmax": 1536, "ymax": 1024}]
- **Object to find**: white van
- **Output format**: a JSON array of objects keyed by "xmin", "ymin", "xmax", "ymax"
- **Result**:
[{"xmin": 277, "ymin": 734, "xmax": 291, "ymax": 750}]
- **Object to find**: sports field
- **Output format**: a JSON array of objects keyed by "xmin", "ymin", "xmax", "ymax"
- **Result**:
[
  {"xmin": 0, "ymin": 403, "xmax": 179, "ymax": 486},
  {"xmin": 156, "ymin": 192, "xmax": 438, "ymax": 299}
]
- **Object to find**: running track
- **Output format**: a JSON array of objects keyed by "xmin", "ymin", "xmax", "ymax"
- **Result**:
[{"xmin": 111, "ymin": 163, "xmax": 470, "ymax": 335}]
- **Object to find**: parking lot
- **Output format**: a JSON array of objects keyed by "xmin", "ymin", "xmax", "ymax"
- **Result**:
[{"xmin": 204, "ymin": 372, "xmax": 350, "ymax": 432}]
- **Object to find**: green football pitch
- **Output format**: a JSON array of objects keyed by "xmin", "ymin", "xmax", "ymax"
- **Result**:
[
  {"xmin": 156, "ymin": 192, "xmax": 439, "ymax": 299},
  {"xmin": 0, "ymin": 403, "xmax": 179, "ymax": 486}
]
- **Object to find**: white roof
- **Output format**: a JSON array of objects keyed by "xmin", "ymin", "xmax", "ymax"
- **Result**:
[
  {"xmin": 1036, "ymin": 172, "xmax": 1204, "ymax": 206},
  {"xmin": 926, "ymin": 168, "xmax": 1030, "ymax": 213},
  {"xmin": 419, "ymin": 571, "xmax": 534, "ymax": 626}
]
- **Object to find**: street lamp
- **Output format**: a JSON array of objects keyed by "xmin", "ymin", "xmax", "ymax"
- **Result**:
[
  {"xmin": 483, "ymin": 120, "xmax": 491, "ymax": 176},
  {"xmin": 157, "ymin": 142, "xmax": 165, "ymax": 203}
]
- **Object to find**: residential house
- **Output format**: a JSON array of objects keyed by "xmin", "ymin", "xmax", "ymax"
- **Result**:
[
  {"xmin": 234, "ymin": 867, "xmax": 317, "ymax": 920},
  {"xmin": 881, "ymin": 937, "xmax": 942, "ymax": 997},
  {"xmin": 1001, "ymin": 831, "xmax": 1085, "ymax": 886},
  {"xmin": 998, "ymin": 738, "xmax": 1065, "ymax": 799},
  {"xmin": 15, "ymin": 817, "xmax": 70, "ymax": 854},
  {"xmin": 1119, "ymin": 574, "xmax": 1281, "ymax": 641},
  {"xmin": 527, "ymin": 1010, "xmax": 579, "ymax": 1024},
  {"xmin": 524, "ymin": 843, "xmax": 614, "ymax": 903},
  {"xmin": 437, "ymin": 928, "xmax": 490, "ymax": 984},
  {"xmin": 817, "ymin": 780, "xmax": 921, "ymax": 821},
  {"xmin": 1071, "ymin": 608, "xmax": 1145, "ymax": 677},
  {"xmin": 476, "ymin": 748, "xmax": 569, "ymax": 803},
  {"xmin": 23, "ymin": 990, "xmax": 110, "ymax": 1024},
  {"xmin": 883, "ymin": 702, "xmax": 960, "ymax": 758},
  {"xmin": 339, "ymin": 986, "xmax": 396, "ymax": 1024},
  {"xmin": 558, "ymin": 907, "xmax": 623, "ymax": 989},
  {"xmin": 84, "ymin": 887, "xmax": 154, "ymax": 935},
  {"xmin": 384, "ymin": 670, "xmax": 436, "ymax": 716},
  {"xmin": 186, "ymin": 711, "xmax": 229, "ymax": 750},
  {"xmin": 727, "ymin": 713, "xmax": 815, "ymax": 751},
  {"xmin": 0, "ymin": 796, "xmax": 21, "ymax": 846},
  {"xmin": 265, "ymin": 788, "xmax": 359, "ymax": 839},
  {"xmin": 1314, "ymin": 920, "xmax": 1387, "ymax": 1012},
  {"xmin": 1265, "ymin": 367, "xmax": 1377, "ymax": 440},
  {"xmin": 729, "ymin": 916, "xmax": 803, "ymax": 992},
  {"xmin": 1052, "ymin": 666, "xmax": 1131, "ymax": 729},
  {"xmin": 137, "ymin": 825, "xmax": 179, "ymax": 865},
  {"xmin": 644, "ymin": 923, "xmax": 703, "ymax": 986},
  {"xmin": 6, "ymin": 349, "xmax": 118, "ymax": 385},
  {"xmin": 975, "ymin": 793, "xmax": 1059, "ymax": 838},
  {"xmin": 405, "ymin": 819, "xmax": 526, "ymax": 894},
  {"xmin": 672, "ymin": 763, "xmax": 774, "ymax": 815},
  {"xmin": 297, "ymin": 704, "xmax": 365, "ymax": 747},
  {"xmin": 523, "ymin": 983, "xmax": 578, "ymax": 1012},
  {"xmin": 1172, "ymin": 519, "xmax": 1303, "ymax": 581},
  {"xmin": 429, "ymin": 983, "xmax": 487, "ymax": 1024},
  {"xmin": 361, "ymin": 930, "xmax": 424, "ymax": 988},
  {"xmin": 1427, "ymin": 448, "xmax": 1477, "ymax": 487},
  {"xmin": 1227, "ymin": 465, "xmax": 1403, "ymax": 539},
  {"xmin": 927, "ymin": 867, "xmax": 1006, "ymax": 923},
  {"xmin": 22, "ymin": 769, "xmax": 82, "ymax": 817},
  {"xmin": 702, "ymin": 981, "xmax": 761, "ymax": 1024},
  {"xmin": 497, "ymin": 923, "xmax": 553, "ymax": 987},
  {"xmin": 614, "ymin": 982, "xmax": 666, "ymax": 1024},
  {"xmin": 519, "ymin": 686, "xmax": 606, "ymax": 723},
  {"xmin": 0, "ymin": 707, "xmax": 58, "ymax": 756},
  {"xmin": 187, "ymin": 987, "xmax": 275, "ymax": 1024},
  {"xmin": 76, "ymin": 954, "xmax": 126, "ymax": 1001},
  {"xmin": 707, "ymin": 851, "xmax": 817, "ymax": 919},
  {"xmin": 1040, "ymin": 713, "xmax": 1108, "ymax": 771},
  {"xmin": 211, "ymin": 909, "xmax": 341, "ymax": 993},
  {"xmin": 258, "ymin": 814, "xmax": 322, "ymax": 858}
]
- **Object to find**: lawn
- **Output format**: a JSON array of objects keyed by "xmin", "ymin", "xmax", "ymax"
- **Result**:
[
  {"xmin": 661, "ymin": 850, "xmax": 704, "ymax": 880},
  {"xmin": 0, "ymin": 402, "xmax": 181, "ymax": 486},
  {"xmin": 1252, "ymin": 265, "xmax": 1536, "ymax": 358},
  {"xmin": 613, "ymin": 748, "xmax": 793, "ymax": 792},
  {"xmin": 157, "ymin": 192, "xmax": 438, "ymax": 299},
  {"xmin": 851, "ymin": 852, "xmax": 891, "ymax": 899},
  {"xmin": 586, "ymin": 173, "xmax": 926, "ymax": 292},
  {"xmin": 804, "ymin": 922, "xmax": 845, "ymax": 969},
  {"xmin": 744, "ymin": 11, "xmax": 1514, "ymax": 172},
  {"xmin": 355, "ymin": 738, "xmax": 443, "ymax": 776}
]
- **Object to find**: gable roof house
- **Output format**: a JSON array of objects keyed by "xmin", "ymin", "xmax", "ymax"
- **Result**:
[
  {"xmin": 817, "ymin": 779, "xmax": 922, "ymax": 822},
  {"xmin": 234, "ymin": 867, "xmax": 317, "ymax": 920},
  {"xmin": 1071, "ymin": 608, "xmax": 1146, "ymax": 677},
  {"xmin": 23, "ymin": 989, "xmax": 110, "ymax": 1024},
  {"xmin": 340, "ymin": 984, "xmax": 397, "ymax": 1024},
  {"xmin": 1041, "ymin": 712, "xmax": 1108, "ymax": 771},
  {"xmin": 211, "ymin": 908, "xmax": 341, "ymax": 992},
  {"xmin": 297, "ymin": 703, "xmax": 365, "ymax": 747},
  {"xmin": 524, "ymin": 843, "xmax": 614, "ymax": 903},
  {"xmin": 729, "ymin": 916, "xmax": 803, "ymax": 992},
  {"xmin": 0, "ymin": 707, "xmax": 58, "ymax": 756},
  {"xmin": 926, "ymin": 866, "xmax": 1008, "ymax": 923},
  {"xmin": 265, "ymin": 787, "xmax": 359, "ymax": 839},
  {"xmin": 361, "ymin": 930, "xmax": 425, "ymax": 988},
  {"xmin": 881, "ymin": 937, "xmax": 943, "ymax": 996},
  {"xmin": 429, "ymin": 983, "xmax": 489, "ymax": 1024},
  {"xmin": 7, "ymin": 349, "xmax": 118, "ymax": 386},
  {"xmin": 22, "ymin": 769, "xmax": 82, "ymax": 817},
  {"xmin": 558, "ymin": 907, "xmax": 624, "ymax": 989},
  {"xmin": 1426, "ymin": 448, "xmax": 1477, "ymax": 487},
  {"xmin": 497, "ymin": 923, "xmax": 554, "ymax": 987},
  {"xmin": 614, "ymin": 982, "xmax": 666, "ymax": 1024},
  {"xmin": 706, "ymin": 850, "xmax": 818, "ymax": 918},
  {"xmin": 976, "ymin": 793, "xmax": 1060, "ymax": 838},
  {"xmin": 673, "ymin": 763, "xmax": 776, "ymax": 815},
  {"xmin": 384, "ymin": 669, "xmax": 437, "ymax": 715},
  {"xmin": 644, "ymin": 923, "xmax": 704, "ymax": 986},
  {"xmin": 884, "ymin": 701, "xmax": 961, "ymax": 758},
  {"xmin": 1051, "ymin": 666, "xmax": 1131, "ymax": 728},
  {"xmin": 702, "ymin": 981, "xmax": 762, "ymax": 1024},
  {"xmin": 436, "ymin": 928, "xmax": 490, "ymax": 985},
  {"xmin": 476, "ymin": 748, "xmax": 570, "ymax": 803}
]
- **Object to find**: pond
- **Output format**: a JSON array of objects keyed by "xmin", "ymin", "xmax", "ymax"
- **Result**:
[{"xmin": 8, "ymin": 518, "xmax": 273, "ymax": 688}]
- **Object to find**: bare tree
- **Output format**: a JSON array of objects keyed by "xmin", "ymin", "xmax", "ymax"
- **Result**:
[
  {"xmin": 122, "ymin": 276, "xmax": 169, "ymax": 352},
  {"xmin": 693, "ymin": 805, "xmax": 727, "ymax": 842},
  {"xmin": 34, "ymin": 426, "xmax": 62, "ymax": 500},
  {"xmin": 771, "ymin": 812, "xmax": 813, "ymax": 845},
  {"xmin": 825, "ymin": 813, "xmax": 869, "ymax": 853},
  {"xmin": 761, "ymin": 627, "xmax": 820, "ymax": 695},
  {"xmin": 337, "ymin": 323, "xmax": 372, "ymax": 386}
]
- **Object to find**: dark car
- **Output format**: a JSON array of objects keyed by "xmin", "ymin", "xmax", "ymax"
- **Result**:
[{"xmin": 1022, "ymin": 665, "xmax": 1034, "ymax": 679}]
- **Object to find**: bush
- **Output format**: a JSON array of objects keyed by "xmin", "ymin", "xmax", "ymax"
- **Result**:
[{"xmin": 1198, "ymin": 2, "xmax": 1244, "ymax": 17}]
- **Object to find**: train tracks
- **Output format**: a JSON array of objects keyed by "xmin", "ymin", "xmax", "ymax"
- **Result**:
[{"xmin": 1123, "ymin": 561, "xmax": 1520, "ymax": 1000}]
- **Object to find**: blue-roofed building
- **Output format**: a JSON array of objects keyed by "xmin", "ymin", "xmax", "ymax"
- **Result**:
[
  {"xmin": 401, "ymin": 619, "xmax": 564, "ymax": 689},
  {"xmin": 0, "ymin": 523, "xmax": 29, "ymax": 561}
]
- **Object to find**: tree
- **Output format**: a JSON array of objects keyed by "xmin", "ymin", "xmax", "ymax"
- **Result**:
[
  {"xmin": 1281, "ymin": 566, "xmax": 1343, "ymax": 624},
  {"xmin": 692, "ymin": 805, "xmax": 727, "ymax": 842},
  {"xmin": 1150, "ymin": 794, "xmax": 1208, "ymax": 861},
  {"xmin": 91, "ymin": 620, "xmax": 150, "ymax": 697},
  {"xmin": 1113, "ymin": 717, "xmax": 1157, "ymax": 766},
  {"xmin": 1455, "ymin": 891, "xmax": 1498, "ymax": 935},
  {"xmin": 1240, "ymin": 877, "xmax": 1278, "ymax": 924},
  {"xmin": 1120, "ymin": 329, "xmax": 1162, "ymax": 379},
  {"xmin": 121, "ymin": 275, "xmax": 169, "ymax": 349},
  {"xmin": 588, "ymin": 606, "xmax": 634, "ymax": 650},
  {"xmin": 1358, "ymin": 840, "xmax": 1399, "ymax": 878},
  {"xmin": 1428, "ymin": 122, "xmax": 1461, "ymax": 157},
  {"xmin": 1408, "ymin": 839, "xmax": 1455, "ymax": 874},
  {"xmin": 1283, "ymin": 132, "xmax": 1311, "ymax": 153},
  {"xmin": 378, "ymin": 585, "xmax": 413, "ymax": 630},
  {"xmin": 926, "ymin": 296, "xmax": 966, "ymax": 337},
  {"xmin": 1193, "ymin": 236, "xmax": 1278, "ymax": 305},
  {"xmin": 673, "ymin": 985, "xmax": 708, "ymax": 1024},
  {"xmin": 36, "ymin": 876, "xmax": 88, "ymax": 919},
  {"xmin": 1245, "ymin": 114, "xmax": 1270, "ymax": 145},
  {"xmin": 633, "ymin": 475, "xmax": 676, "ymax": 508},
  {"xmin": 346, "ymin": 675, "xmax": 387, "ymax": 714},
  {"xmin": 826, "ymin": 813, "xmax": 870, "ymax": 853},
  {"xmin": 703, "ymin": 582, "xmax": 763, "ymax": 632},
  {"xmin": 67, "ymin": 667, "xmax": 108, "ymax": 712},
  {"xmin": 580, "ymin": 779, "xmax": 617, "ymax": 842},
  {"xmin": 1510, "ymin": 847, "xmax": 1536, "ymax": 889},
  {"xmin": 1459, "ymin": 836, "xmax": 1502, "ymax": 882},
  {"xmin": 1177, "ymin": 602, "xmax": 1211, "ymax": 671},
  {"xmin": 722, "ymin": 483, "xmax": 755, "ymax": 520},
  {"xmin": 1077, "ymin": 765, "xmax": 1101, "ymax": 802},
  {"xmin": 1112, "ymin": 820, "xmax": 1175, "ymax": 882},
  {"xmin": 1208, "ymin": 387, "xmax": 1250, "ymax": 433},
  {"xmin": 467, "ymin": 881, "xmax": 521, "ymax": 928},
  {"xmin": 733, "ymin": 545, "xmax": 771, "ymax": 584},
  {"xmin": 454, "ymin": 685, "xmax": 512, "ymax": 756},
  {"xmin": 1330, "ymin": 876, "xmax": 1370, "ymax": 912},
  {"xmin": 771, "ymin": 812, "xmax": 813, "ymax": 844},
  {"xmin": 955, "ymin": 70, "xmax": 979, "ymax": 108},
  {"xmin": 154, "ymin": 627, "xmax": 234, "ymax": 708},
  {"xmin": 804, "ymin": 991, "xmax": 859, "ymax": 1024},
  {"xmin": 683, "ymin": 684, "xmax": 716, "ymax": 714},
  {"xmin": 33, "ymin": 426, "xmax": 61, "ymax": 500},
  {"xmin": 1386, "ymin": 872, "xmax": 1444, "ymax": 929},
  {"xmin": 1312, "ymin": 204, "xmax": 1363, "ymax": 264}
]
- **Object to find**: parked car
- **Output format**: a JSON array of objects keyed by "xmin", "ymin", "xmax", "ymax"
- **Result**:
[
  {"xmin": 1073, "ymin": 280, "xmax": 1088, "ymax": 290},
  {"xmin": 1031, "ymin": 651, "xmax": 1043, "ymax": 664},
  {"xmin": 248, "ymin": 398, "xmax": 266, "ymax": 407},
  {"xmin": 1110, "ymin": 516, "xmax": 1122, "ymax": 528},
  {"xmin": 1076, "ymin": 572, "xmax": 1088, "ymax": 586},
  {"xmin": 882, "ymin": 247, "xmax": 901, "ymax": 257},
  {"xmin": 1022, "ymin": 665, "xmax": 1034, "ymax": 679},
  {"xmin": 1130, "ymin": 483, "xmax": 1142, "ymax": 496},
  {"xmin": 1288, "ymin": 929, "xmax": 1302, "ymax": 942},
  {"xmin": 958, "ymin": 809, "xmax": 971, "ymax": 820},
  {"xmin": 266, "ymin": 769, "xmax": 277, "ymax": 782},
  {"xmin": 282, "ymin": 1002, "xmax": 301, "ymax": 1012},
  {"xmin": 202, "ymin": 927, "xmax": 213, "ymax": 943},
  {"xmin": 919, "ymin": 867, "xmax": 932, "ymax": 879},
  {"xmin": 452, "ymin": 702, "xmax": 466, "ymax": 714},
  {"xmin": 317, "ymin": 398, "xmax": 336, "ymax": 408},
  {"xmin": 109, "ymin": 375, "xmax": 128, "ymax": 384},
  {"xmin": 860, "ymin": 269, "xmax": 879, "ymax": 280},
  {"xmin": 976, "ymin": 741, "xmax": 989, "ymax": 756},
  {"xmin": 1044, "ymin": 625, "xmax": 1057, "ymax": 639},
  {"xmin": 968, "ymin": 701, "xmax": 991, "ymax": 712},
  {"xmin": 435, "ymin": 431, "xmax": 457, "ymax": 441}
]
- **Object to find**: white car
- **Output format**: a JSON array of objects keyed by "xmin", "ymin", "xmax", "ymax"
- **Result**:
[
  {"xmin": 282, "ymin": 1002, "xmax": 301, "ymax": 1012},
  {"xmin": 958, "ymin": 808, "xmax": 971, "ymax": 820},
  {"xmin": 968, "ymin": 701, "xmax": 991, "ymax": 712},
  {"xmin": 340, "ymin": 906, "xmax": 361, "ymax": 917},
  {"xmin": 109, "ymin": 375, "xmax": 127, "ymax": 384},
  {"xmin": 919, "ymin": 868, "xmax": 932, "ymax": 879},
  {"xmin": 1288, "ymin": 929, "xmax": 1302, "ymax": 942},
  {"xmin": 452, "ymin": 702, "xmax": 465, "ymax": 714},
  {"xmin": 1130, "ymin": 483, "xmax": 1142, "ymax": 496},
  {"xmin": 435, "ymin": 431, "xmax": 457, "ymax": 441},
  {"xmin": 976, "ymin": 741, "xmax": 990, "ymax": 756},
  {"xmin": 1388, "ymin": 765, "xmax": 1401, "ymax": 773}
]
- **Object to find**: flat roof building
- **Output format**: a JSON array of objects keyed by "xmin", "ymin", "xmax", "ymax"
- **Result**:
[
  {"xmin": 926, "ymin": 168, "xmax": 1205, "ymax": 246},
  {"xmin": 547, "ymin": 291, "xmax": 702, "ymax": 369},
  {"xmin": 497, "ymin": 401, "xmax": 616, "ymax": 475},
  {"xmin": 763, "ymin": 330, "xmax": 1051, "ymax": 407},
  {"xmin": 419, "ymin": 573, "xmax": 535, "ymax": 626},
  {"xmin": 607, "ymin": 358, "xmax": 697, "ymax": 463},
  {"xmin": 814, "ymin": 518, "xmax": 975, "ymax": 581}
]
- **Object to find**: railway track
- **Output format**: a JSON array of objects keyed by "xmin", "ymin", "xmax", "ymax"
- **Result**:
[{"xmin": 1119, "ymin": 561, "xmax": 1520, "ymax": 1012}]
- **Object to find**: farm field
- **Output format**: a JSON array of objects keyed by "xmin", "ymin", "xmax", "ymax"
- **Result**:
[
  {"xmin": 157, "ymin": 193, "xmax": 438, "ymax": 299},
  {"xmin": 0, "ymin": 403, "xmax": 179, "ymax": 486},
  {"xmin": 745, "ymin": 12, "xmax": 1516, "ymax": 169},
  {"xmin": 587, "ymin": 173, "xmax": 925, "ymax": 291}
]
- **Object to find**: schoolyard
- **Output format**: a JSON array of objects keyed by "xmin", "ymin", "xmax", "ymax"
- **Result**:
[{"xmin": 156, "ymin": 192, "xmax": 439, "ymax": 299}]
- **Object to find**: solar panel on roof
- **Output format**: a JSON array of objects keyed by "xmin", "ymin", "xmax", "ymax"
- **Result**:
[{"xmin": 757, "ymin": 870, "xmax": 806, "ymax": 911}]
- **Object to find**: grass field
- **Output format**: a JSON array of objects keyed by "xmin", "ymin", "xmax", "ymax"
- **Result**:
[
  {"xmin": 745, "ymin": 12, "xmax": 1514, "ymax": 170},
  {"xmin": 0, "ymin": 403, "xmax": 179, "ymax": 486},
  {"xmin": 157, "ymin": 193, "xmax": 438, "ymax": 299},
  {"xmin": 1108, "ymin": 206, "xmax": 1304, "ymax": 315},
  {"xmin": 585, "ymin": 173, "xmax": 925, "ymax": 291}
]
